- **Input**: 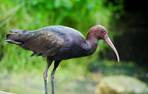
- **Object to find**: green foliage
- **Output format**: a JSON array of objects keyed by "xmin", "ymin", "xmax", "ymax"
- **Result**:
[
  {"xmin": 88, "ymin": 60, "xmax": 147, "ymax": 76},
  {"xmin": 0, "ymin": 0, "xmax": 122, "ymax": 72}
]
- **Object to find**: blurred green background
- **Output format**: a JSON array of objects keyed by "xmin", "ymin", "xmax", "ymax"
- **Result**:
[{"xmin": 0, "ymin": 0, "xmax": 147, "ymax": 94}]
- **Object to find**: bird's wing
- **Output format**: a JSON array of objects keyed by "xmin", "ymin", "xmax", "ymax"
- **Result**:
[{"xmin": 22, "ymin": 30, "xmax": 64, "ymax": 56}]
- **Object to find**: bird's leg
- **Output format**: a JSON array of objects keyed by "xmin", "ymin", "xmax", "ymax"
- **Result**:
[
  {"xmin": 43, "ymin": 58, "xmax": 53, "ymax": 94},
  {"xmin": 51, "ymin": 60, "xmax": 61, "ymax": 94}
]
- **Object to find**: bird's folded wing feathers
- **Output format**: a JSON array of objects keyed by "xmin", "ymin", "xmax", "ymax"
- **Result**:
[{"xmin": 22, "ymin": 31, "xmax": 64, "ymax": 56}]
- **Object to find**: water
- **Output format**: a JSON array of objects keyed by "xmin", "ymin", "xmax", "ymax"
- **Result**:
[{"xmin": 0, "ymin": 72, "xmax": 96, "ymax": 94}]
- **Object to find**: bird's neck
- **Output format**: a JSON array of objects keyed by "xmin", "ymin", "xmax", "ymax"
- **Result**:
[{"xmin": 85, "ymin": 33, "xmax": 98, "ymax": 54}]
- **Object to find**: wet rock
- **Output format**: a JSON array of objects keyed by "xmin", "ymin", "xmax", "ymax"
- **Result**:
[
  {"xmin": 95, "ymin": 75, "xmax": 148, "ymax": 94},
  {"xmin": 0, "ymin": 91, "xmax": 13, "ymax": 94}
]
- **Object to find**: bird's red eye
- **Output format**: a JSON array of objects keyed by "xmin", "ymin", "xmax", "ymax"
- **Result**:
[
  {"xmin": 100, "ymin": 30, "xmax": 105, "ymax": 35},
  {"xmin": 102, "ymin": 29, "xmax": 106, "ymax": 32}
]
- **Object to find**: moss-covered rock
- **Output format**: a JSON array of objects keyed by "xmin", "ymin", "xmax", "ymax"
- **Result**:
[{"xmin": 95, "ymin": 75, "xmax": 148, "ymax": 94}]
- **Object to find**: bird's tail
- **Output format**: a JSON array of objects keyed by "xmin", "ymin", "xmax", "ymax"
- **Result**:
[{"xmin": 5, "ymin": 29, "xmax": 28, "ymax": 45}]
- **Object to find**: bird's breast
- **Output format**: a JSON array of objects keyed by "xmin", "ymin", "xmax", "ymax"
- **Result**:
[{"xmin": 53, "ymin": 41, "xmax": 94, "ymax": 60}]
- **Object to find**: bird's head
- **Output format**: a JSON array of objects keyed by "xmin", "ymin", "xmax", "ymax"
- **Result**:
[
  {"xmin": 6, "ymin": 29, "xmax": 27, "ymax": 44},
  {"xmin": 89, "ymin": 25, "xmax": 120, "ymax": 62}
]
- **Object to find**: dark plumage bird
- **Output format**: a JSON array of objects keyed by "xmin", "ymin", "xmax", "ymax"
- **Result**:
[{"xmin": 6, "ymin": 25, "xmax": 120, "ymax": 94}]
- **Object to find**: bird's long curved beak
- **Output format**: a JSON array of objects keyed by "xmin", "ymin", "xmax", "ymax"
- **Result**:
[{"xmin": 104, "ymin": 35, "xmax": 120, "ymax": 62}]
